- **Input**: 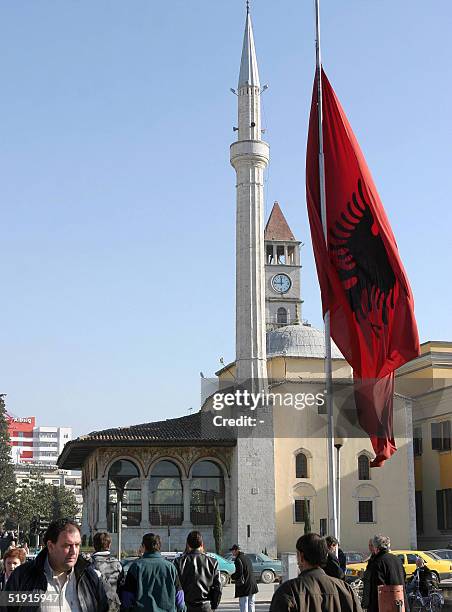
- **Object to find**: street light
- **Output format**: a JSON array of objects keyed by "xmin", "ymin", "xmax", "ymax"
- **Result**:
[{"xmin": 334, "ymin": 436, "xmax": 346, "ymax": 543}]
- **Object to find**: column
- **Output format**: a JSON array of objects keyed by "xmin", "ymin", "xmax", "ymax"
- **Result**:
[
  {"xmin": 182, "ymin": 477, "xmax": 191, "ymax": 527},
  {"xmin": 96, "ymin": 479, "xmax": 108, "ymax": 530},
  {"xmin": 224, "ymin": 476, "xmax": 231, "ymax": 526},
  {"xmin": 140, "ymin": 478, "xmax": 150, "ymax": 528}
]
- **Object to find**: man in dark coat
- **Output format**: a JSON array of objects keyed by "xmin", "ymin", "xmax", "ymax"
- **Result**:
[
  {"xmin": 324, "ymin": 536, "xmax": 345, "ymax": 581},
  {"xmin": 367, "ymin": 534, "xmax": 407, "ymax": 612},
  {"xmin": 4, "ymin": 518, "xmax": 108, "ymax": 612},
  {"xmin": 230, "ymin": 545, "xmax": 258, "ymax": 612},
  {"xmin": 174, "ymin": 531, "xmax": 222, "ymax": 612},
  {"xmin": 270, "ymin": 533, "xmax": 362, "ymax": 612}
]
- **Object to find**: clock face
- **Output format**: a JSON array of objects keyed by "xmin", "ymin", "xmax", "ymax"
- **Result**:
[{"xmin": 272, "ymin": 273, "xmax": 291, "ymax": 294}]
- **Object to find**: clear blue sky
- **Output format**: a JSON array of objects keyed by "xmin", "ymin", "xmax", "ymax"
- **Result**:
[{"xmin": 1, "ymin": 1, "xmax": 451, "ymax": 437}]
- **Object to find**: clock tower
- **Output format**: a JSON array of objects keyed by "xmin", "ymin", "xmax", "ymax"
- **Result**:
[{"xmin": 265, "ymin": 202, "xmax": 302, "ymax": 329}]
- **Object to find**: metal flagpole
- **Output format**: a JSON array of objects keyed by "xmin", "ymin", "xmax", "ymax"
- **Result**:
[{"xmin": 314, "ymin": 0, "xmax": 338, "ymax": 539}]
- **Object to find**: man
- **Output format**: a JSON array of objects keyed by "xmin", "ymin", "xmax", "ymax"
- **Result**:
[
  {"xmin": 4, "ymin": 518, "xmax": 108, "ymax": 611},
  {"xmin": 366, "ymin": 534, "xmax": 407, "ymax": 612},
  {"xmin": 270, "ymin": 533, "xmax": 361, "ymax": 612},
  {"xmin": 323, "ymin": 536, "xmax": 345, "ymax": 580},
  {"xmin": 407, "ymin": 556, "xmax": 433, "ymax": 598},
  {"xmin": 230, "ymin": 545, "xmax": 258, "ymax": 612},
  {"xmin": 174, "ymin": 531, "xmax": 222, "ymax": 612},
  {"xmin": 120, "ymin": 533, "xmax": 185, "ymax": 612},
  {"xmin": 360, "ymin": 539, "xmax": 377, "ymax": 611},
  {"xmin": 90, "ymin": 532, "xmax": 122, "ymax": 611}
]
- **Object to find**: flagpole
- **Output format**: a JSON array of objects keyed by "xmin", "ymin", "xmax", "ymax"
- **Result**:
[{"xmin": 314, "ymin": 0, "xmax": 338, "ymax": 539}]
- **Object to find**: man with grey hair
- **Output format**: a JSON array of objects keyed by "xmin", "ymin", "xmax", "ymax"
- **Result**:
[{"xmin": 366, "ymin": 534, "xmax": 407, "ymax": 612}]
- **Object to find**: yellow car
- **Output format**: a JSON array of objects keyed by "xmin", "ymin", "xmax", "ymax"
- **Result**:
[{"xmin": 346, "ymin": 550, "xmax": 452, "ymax": 584}]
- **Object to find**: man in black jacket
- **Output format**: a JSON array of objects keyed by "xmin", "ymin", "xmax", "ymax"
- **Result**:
[
  {"xmin": 270, "ymin": 534, "xmax": 361, "ymax": 612},
  {"xmin": 323, "ymin": 536, "xmax": 345, "ymax": 581},
  {"xmin": 4, "ymin": 518, "xmax": 108, "ymax": 612},
  {"xmin": 230, "ymin": 545, "xmax": 258, "ymax": 612},
  {"xmin": 367, "ymin": 534, "xmax": 407, "ymax": 612},
  {"xmin": 174, "ymin": 531, "xmax": 222, "ymax": 612}
]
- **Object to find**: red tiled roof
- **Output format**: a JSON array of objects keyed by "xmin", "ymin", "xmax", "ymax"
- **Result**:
[{"xmin": 264, "ymin": 202, "xmax": 296, "ymax": 241}]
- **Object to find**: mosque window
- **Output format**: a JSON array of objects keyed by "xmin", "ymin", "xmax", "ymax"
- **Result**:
[
  {"xmin": 294, "ymin": 498, "xmax": 310, "ymax": 523},
  {"xmin": 149, "ymin": 460, "xmax": 183, "ymax": 526},
  {"xmin": 295, "ymin": 452, "xmax": 308, "ymax": 478},
  {"xmin": 190, "ymin": 460, "xmax": 225, "ymax": 525},
  {"xmin": 107, "ymin": 459, "xmax": 141, "ymax": 530},
  {"xmin": 277, "ymin": 307, "xmax": 288, "ymax": 325},
  {"xmin": 358, "ymin": 500, "xmax": 374, "ymax": 523},
  {"xmin": 358, "ymin": 455, "xmax": 370, "ymax": 480}
]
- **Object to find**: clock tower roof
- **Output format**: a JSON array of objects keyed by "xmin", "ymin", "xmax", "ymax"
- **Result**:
[{"xmin": 265, "ymin": 202, "xmax": 296, "ymax": 241}]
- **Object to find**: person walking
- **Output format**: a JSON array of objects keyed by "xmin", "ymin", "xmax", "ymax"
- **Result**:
[
  {"xmin": 270, "ymin": 533, "xmax": 362, "ymax": 612},
  {"xmin": 230, "ymin": 545, "xmax": 258, "ymax": 612},
  {"xmin": 174, "ymin": 531, "xmax": 222, "ymax": 612},
  {"xmin": 323, "ymin": 536, "xmax": 345, "ymax": 580},
  {"xmin": 407, "ymin": 556, "xmax": 434, "ymax": 597},
  {"xmin": 120, "ymin": 533, "xmax": 185, "ymax": 612},
  {"xmin": 90, "ymin": 532, "xmax": 122, "ymax": 611},
  {"xmin": 360, "ymin": 539, "xmax": 377, "ymax": 611},
  {"xmin": 4, "ymin": 518, "xmax": 108, "ymax": 611},
  {"xmin": 0, "ymin": 548, "xmax": 26, "ymax": 590},
  {"xmin": 366, "ymin": 534, "xmax": 407, "ymax": 612}
]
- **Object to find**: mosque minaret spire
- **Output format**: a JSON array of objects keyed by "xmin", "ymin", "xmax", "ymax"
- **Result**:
[{"xmin": 231, "ymin": 5, "xmax": 269, "ymax": 385}]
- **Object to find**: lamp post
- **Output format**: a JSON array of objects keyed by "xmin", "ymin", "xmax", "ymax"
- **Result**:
[{"xmin": 334, "ymin": 437, "xmax": 345, "ymax": 542}]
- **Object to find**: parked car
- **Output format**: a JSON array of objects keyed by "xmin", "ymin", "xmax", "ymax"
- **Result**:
[
  {"xmin": 229, "ymin": 553, "xmax": 283, "ymax": 584},
  {"xmin": 206, "ymin": 552, "xmax": 236, "ymax": 587},
  {"xmin": 347, "ymin": 550, "xmax": 452, "ymax": 585},
  {"xmin": 120, "ymin": 556, "xmax": 139, "ymax": 576},
  {"xmin": 429, "ymin": 549, "xmax": 452, "ymax": 561},
  {"xmin": 345, "ymin": 551, "xmax": 366, "ymax": 565}
]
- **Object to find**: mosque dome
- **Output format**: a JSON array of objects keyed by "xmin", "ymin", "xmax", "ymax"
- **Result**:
[{"xmin": 266, "ymin": 323, "xmax": 344, "ymax": 359}]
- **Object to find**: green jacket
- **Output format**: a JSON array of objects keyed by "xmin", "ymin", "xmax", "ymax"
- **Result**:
[{"xmin": 121, "ymin": 552, "xmax": 185, "ymax": 612}]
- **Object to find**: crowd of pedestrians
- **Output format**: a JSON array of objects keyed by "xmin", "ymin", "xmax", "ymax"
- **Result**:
[{"xmin": 0, "ymin": 519, "xmax": 440, "ymax": 611}]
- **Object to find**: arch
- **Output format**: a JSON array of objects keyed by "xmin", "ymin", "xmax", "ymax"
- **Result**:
[
  {"xmin": 277, "ymin": 307, "xmax": 288, "ymax": 325},
  {"xmin": 293, "ymin": 482, "xmax": 317, "ymax": 498},
  {"xmin": 295, "ymin": 451, "xmax": 309, "ymax": 479},
  {"xmin": 147, "ymin": 455, "xmax": 187, "ymax": 479},
  {"xmin": 103, "ymin": 454, "xmax": 144, "ymax": 479},
  {"xmin": 149, "ymin": 460, "xmax": 183, "ymax": 526},
  {"xmin": 353, "ymin": 484, "xmax": 379, "ymax": 499},
  {"xmin": 358, "ymin": 454, "xmax": 371, "ymax": 481},
  {"xmin": 190, "ymin": 459, "xmax": 225, "ymax": 525},
  {"xmin": 188, "ymin": 455, "xmax": 229, "ymax": 479}
]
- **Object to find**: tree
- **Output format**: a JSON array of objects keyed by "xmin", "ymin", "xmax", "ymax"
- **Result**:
[
  {"xmin": 50, "ymin": 485, "xmax": 79, "ymax": 521},
  {"xmin": 0, "ymin": 395, "xmax": 16, "ymax": 525},
  {"xmin": 303, "ymin": 499, "xmax": 312, "ymax": 535},
  {"xmin": 213, "ymin": 497, "xmax": 223, "ymax": 554}
]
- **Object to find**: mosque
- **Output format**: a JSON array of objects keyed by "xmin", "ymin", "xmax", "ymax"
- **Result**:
[{"xmin": 58, "ymin": 10, "xmax": 417, "ymax": 559}]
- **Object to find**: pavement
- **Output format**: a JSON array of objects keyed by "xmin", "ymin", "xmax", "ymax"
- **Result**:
[{"xmin": 219, "ymin": 583, "xmax": 276, "ymax": 605}]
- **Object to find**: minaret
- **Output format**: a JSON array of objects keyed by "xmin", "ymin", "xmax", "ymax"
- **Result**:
[
  {"xmin": 230, "ymin": 5, "xmax": 269, "ymax": 386},
  {"xmin": 229, "ymin": 6, "xmax": 277, "ymax": 557}
]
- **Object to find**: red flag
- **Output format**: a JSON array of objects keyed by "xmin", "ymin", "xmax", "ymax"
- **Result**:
[{"xmin": 306, "ymin": 69, "xmax": 420, "ymax": 466}]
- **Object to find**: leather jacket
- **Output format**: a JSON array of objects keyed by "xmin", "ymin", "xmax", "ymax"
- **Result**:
[
  {"xmin": 3, "ymin": 548, "xmax": 108, "ymax": 612},
  {"xmin": 174, "ymin": 551, "xmax": 222, "ymax": 609}
]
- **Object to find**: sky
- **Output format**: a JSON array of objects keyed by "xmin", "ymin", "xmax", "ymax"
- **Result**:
[{"xmin": 1, "ymin": 1, "xmax": 451, "ymax": 438}]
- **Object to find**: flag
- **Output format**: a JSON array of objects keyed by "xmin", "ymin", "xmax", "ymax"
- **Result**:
[{"xmin": 306, "ymin": 68, "xmax": 420, "ymax": 466}]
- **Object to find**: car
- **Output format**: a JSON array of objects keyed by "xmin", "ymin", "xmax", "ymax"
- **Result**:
[
  {"xmin": 345, "ymin": 551, "xmax": 366, "ymax": 565},
  {"xmin": 346, "ymin": 550, "xmax": 452, "ymax": 585},
  {"xmin": 120, "ymin": 556, "xmax": 139, "ymax": 576},
  {"xmin": 243, "ymin": 553, "xmax": 283, "ymax": 584},
  {"xmin": 206, "ymin": 552, "xmax": 236, "ymax": 587},
  {"xmin": 429, "ymin": 549, "xmax": 452, "ymax": 561}
]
